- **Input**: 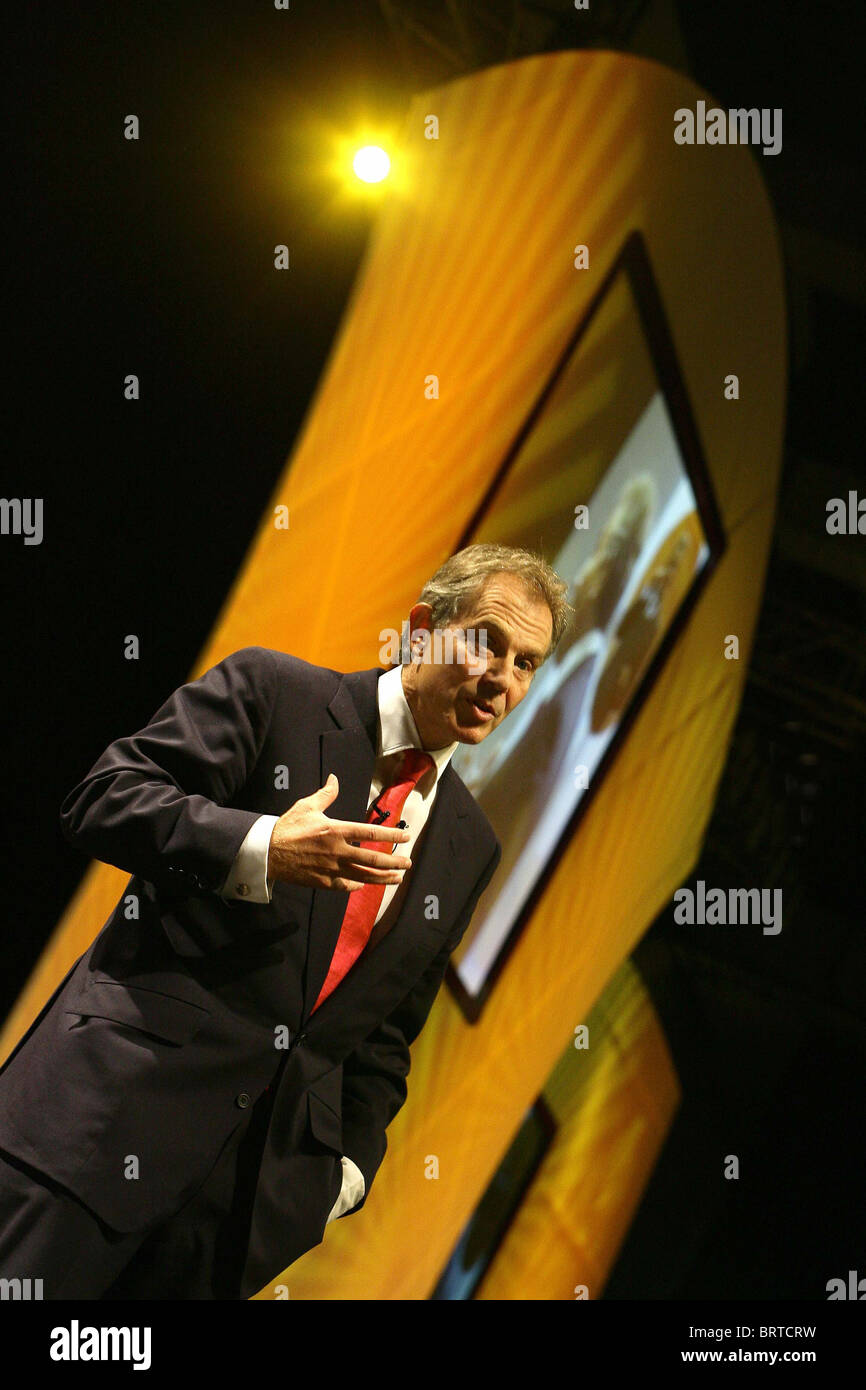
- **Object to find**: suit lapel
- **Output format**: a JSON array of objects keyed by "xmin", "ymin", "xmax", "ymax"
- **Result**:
[{"xmin": 300, "ymin": 667, "xmax": 479, "ymax": 1029}]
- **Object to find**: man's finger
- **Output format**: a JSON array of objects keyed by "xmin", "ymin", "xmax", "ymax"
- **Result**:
[
  {"xmin": 338, "ymin": 863, "xmax": 408, "ymax": 885},
  {"xmin": 335, "ymin": 820, "xmax": 412, "ymax": 843},
  {"xmin": 345, "ymin": 845, "xmax": 412, "ymax": 871},
  {"xmin": 307, "ymin": 774, "xmax": 340, "ymax": 807}
]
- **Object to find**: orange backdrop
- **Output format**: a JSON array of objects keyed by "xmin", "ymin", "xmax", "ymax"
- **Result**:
[{"xmin": 1, "ymin": 50, "xmax": 786, "ymax": 1299}]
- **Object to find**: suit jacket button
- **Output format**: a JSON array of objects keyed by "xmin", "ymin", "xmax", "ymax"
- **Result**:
[{"xmin": 236, "ymin": 1092, "xmax": 251, "ymax": 1109}]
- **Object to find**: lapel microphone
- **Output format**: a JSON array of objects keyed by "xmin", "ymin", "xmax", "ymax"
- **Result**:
[{"xmin": 368, "ymin": 800, "xmax": 409, "ymax": 853}]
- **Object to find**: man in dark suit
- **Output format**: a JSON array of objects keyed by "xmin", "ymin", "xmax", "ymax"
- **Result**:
[{"xmin": 0, "ymin": 544, "xmax": 568, "ymax": 1299}]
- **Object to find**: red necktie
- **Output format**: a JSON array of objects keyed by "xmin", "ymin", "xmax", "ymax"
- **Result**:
[{"xmin": 310, "ymin": 748, "xmax": 435, "ymax": 1012}]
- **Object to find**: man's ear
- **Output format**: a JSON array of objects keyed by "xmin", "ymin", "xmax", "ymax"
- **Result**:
[{"xmin": 407, "ymin": 602, "xmax": 434, "ymax": 659}]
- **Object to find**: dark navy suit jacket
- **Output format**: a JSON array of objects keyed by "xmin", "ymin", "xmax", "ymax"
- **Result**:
[{"xmin": 0, "ymin": 647, "xmax": 500, "ymax": 1293}]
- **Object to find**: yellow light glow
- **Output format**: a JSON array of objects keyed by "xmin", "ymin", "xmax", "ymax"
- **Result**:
[{"xmin": 353, "ymin": 145, "xmax": 390, "ymax": 183}]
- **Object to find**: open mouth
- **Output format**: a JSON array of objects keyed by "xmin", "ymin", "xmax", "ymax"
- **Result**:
[{"xmin": 468, "ymin": 698, "xmax": 497, "ymax": 721}]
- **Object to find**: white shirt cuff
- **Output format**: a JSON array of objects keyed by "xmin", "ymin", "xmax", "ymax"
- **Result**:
[
  {"xmin": 326, "ymin": 1156, "xmax": 366, "ymax": 1224},
  {"xmin": 220, "ymin": 814, "xmax": 279, "ymax": 904}
]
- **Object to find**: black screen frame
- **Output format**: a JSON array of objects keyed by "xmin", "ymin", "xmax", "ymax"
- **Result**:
[
  {"xmin": 445, "ymin": 228, "xmax": 727, "ymax": 1024},
  {"xmin": 429, "ymin": 1096, "xmax": 557, "ymax": 1301}
]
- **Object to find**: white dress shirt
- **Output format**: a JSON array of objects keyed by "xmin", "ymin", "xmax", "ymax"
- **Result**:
[{"xmin": 220, "ymin": 663, "xmax": 458, "ymax": 1222}]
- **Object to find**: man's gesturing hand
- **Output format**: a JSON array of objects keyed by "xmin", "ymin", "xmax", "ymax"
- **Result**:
[{"xmin": 267, "ymin": 773, "xmax": 412, "ymax": 893}]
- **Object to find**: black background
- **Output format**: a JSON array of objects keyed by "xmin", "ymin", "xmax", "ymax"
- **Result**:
[{"xmin": 4, "ymin": 0, "xmax": 865, "ymax": 1302}]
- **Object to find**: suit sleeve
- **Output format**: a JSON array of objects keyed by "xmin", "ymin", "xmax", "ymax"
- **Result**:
[
  {"xmin": 59, "ymin": 646, "xmax": 280, "ymax": 896},
  {"xmin": 338, "ymin": 841, "xmax": 501, "ymax": 1210}
]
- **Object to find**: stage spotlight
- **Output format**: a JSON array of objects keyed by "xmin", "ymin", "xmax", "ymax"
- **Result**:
[{"xmin": 353, "ymin": 145, "xmax": 390, "ymax": 183}]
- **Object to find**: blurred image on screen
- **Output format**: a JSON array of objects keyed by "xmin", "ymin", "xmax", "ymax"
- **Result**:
[{"xmin": 446, "ymin": 245, "xmax": 720, "ymax": 1014}]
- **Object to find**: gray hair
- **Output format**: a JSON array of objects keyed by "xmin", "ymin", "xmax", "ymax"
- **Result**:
[{"xmin": 417, "ymin": 543, "xmax": 572, "ymax": 660}]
